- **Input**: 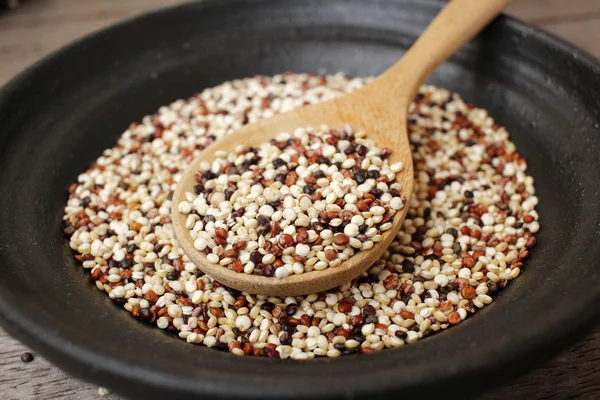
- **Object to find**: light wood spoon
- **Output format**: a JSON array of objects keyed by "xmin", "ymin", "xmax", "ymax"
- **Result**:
[{"xmin": 172, "ymin": 0, "xmax": 514, "ymax": 296}]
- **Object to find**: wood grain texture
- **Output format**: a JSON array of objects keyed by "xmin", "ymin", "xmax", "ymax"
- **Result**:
[
  {"xmin": 507, "ymin": 0, "xmax": 600, "ymax": 23},
  {"xmin": 0, "ymin": 0, "xmax": 189, "ymax": 84},
  {"xmin": 1, "ymin": 0, "xmax": 599, "ymax": 85},
  {"xmin": 4, "ymin": 326, "xmax": 600, "ymax": 400},
  {"xmin": 541, "ymin": 18, "xmax": 600, "ymax": 59},
  {"xmin": 0, "ymin": 329, "xmax": 122, "ymax": 400},
  {"xmin": 1, "ymin": 0, "xmax": 600, "ymax": 399}
]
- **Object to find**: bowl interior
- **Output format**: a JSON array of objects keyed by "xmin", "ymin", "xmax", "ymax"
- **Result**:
[{"xmin": 1, "ymin": 0, "xmax": 600, "ymax": 399}]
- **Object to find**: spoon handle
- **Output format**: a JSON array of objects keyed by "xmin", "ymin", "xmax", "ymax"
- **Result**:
[{"xmin": 373, "ymin": 0, "xmax": 515, "ymax": 104}]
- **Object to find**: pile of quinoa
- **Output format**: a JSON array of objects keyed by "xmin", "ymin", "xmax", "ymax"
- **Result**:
[
  {"xmin": 178, "ymin": 126, "xmax": 405, "ymax": 278},
  {"xmin": 64, "ymin": 73, "xmax": 539, "ymax": 359}
]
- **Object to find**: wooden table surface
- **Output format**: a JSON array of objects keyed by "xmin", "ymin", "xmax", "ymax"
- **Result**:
[{"xmin": 1, "ymin": 1, "xmax": 600, "ymax": 399}]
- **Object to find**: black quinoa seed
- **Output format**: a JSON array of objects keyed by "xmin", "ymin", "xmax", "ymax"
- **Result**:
[
  {"xmin": 354, "ymin": 170, "xmax": 366, "ymax": 184},
  {"xmin": 367, "ymin": 170, "xmax": 380, "ymax": 179},
  {"xmin": 395, "ymin": 330, "xmax": 407, "ymax": 339},
  {"xmin": 166, "ymin": 272, "xmax": 179, "ymax": 281},
  {"xmin": 272, "ymin": 158, "xmax": 286, "ymax": 167},
  {"xmin": 312, "ymin": 169, "xmax": 325, "ymax": 178},
  {"xmin": 303, "ymin": 185, "xmax": 316, "ymax": 195},
  {"xmin": 362, "ymin": 305, "xmax": 376, "ymax": 316}
]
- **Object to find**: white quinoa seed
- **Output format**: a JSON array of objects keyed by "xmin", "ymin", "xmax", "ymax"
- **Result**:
[{"xmin": 64, "ymin": 73, "xmax": 539, "ymax": 360}]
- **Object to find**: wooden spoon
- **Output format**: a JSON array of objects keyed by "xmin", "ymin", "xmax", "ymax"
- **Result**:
[{"xmin": 172, "ymin": 0, "xmax": 514, "ymax": 296}]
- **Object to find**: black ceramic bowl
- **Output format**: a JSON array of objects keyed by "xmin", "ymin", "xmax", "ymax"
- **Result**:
[{"xmin": 1, "ymin": 0, "xmax": 600, "ymax": 399}]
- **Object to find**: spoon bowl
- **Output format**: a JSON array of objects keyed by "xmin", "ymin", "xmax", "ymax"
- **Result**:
[
  {"xmin": 172, "ymin": 0, "xmax": 513, "ymax": 296},
  {"xmin": 172, "ymin": 91, "xmax": 414, "ymax": 296}
]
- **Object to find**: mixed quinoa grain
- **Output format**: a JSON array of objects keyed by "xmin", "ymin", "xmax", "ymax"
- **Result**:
[
  {"xmin": 178, "ymin": 126, "xmax": 405, "ymax": 278},
  {"xmin": 64, "ymin": 73, "xmax": 539, "ymax": 359}
]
